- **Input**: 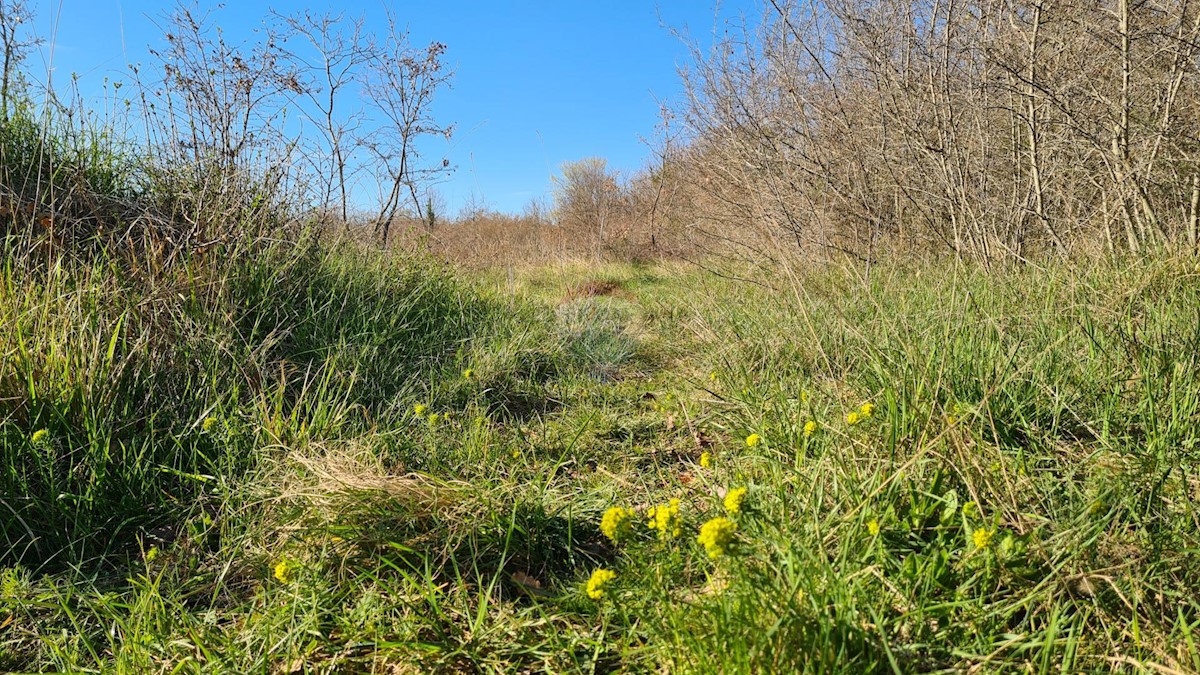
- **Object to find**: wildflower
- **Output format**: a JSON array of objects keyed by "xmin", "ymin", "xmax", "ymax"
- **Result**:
[
  {"xmin": 585, "ymin": 568, "xmax": 616, "ymax": 600},
  {"xmin": 145, "ymin": 546, "xmax": 159, "ymax": 563},
  {"xmin": 972, "ymin": 528, "xmax": 995, "ymax": 550},
  {"xmin": 745, "ymin": 433, "xmax": 762, "ymax": 448},
  {"xmin": 462, "ymin": 368, "xmax": 474, "ymax": 379},
  {"xmin": 803, "ymin": 420, "xmax": 817, "ymax": 437},
  {"xmin": 414, "ymin": 403, "xmax": 428, "ymax": 416},
  {"xmin": 710, "ymin": 371, "xmax": 718, "ymax": 381},
  {"xmin": 859, "ymin": 402, "xmax": 875, "ymax": 418},
  {"xmin": 646, "ymin": 498, "xmax": 682, "ymax": 540},
  {"xmin": 846, "ymin": 411, "xmax": 861, "ymax": 426},
  {"xmin": 723, "ymin": 487, "xmax": 747, "ymax": 515},
  {"xmin": 800, "ymin": 390, "xmax": 809, "ymax": 403},
  {"xmin": 273, "ymin": 558, "xmax": 297, "ymax": 584},
  {"xmin": 867, "ymin": 519, "xmax": 880, "ymax": 537},
  {"xmin": 29, "ymin": 429, "xmax": 49, "ymax": 445},
  {"xmin": 600, "ymin": 506, "xmax": 635, "ymax": 544},
  {"xmin": 699, "ymin": 452, "xmax": 712, "ymax": 469},
  {"xmin": 696, "ymin": 517, "xmax": 737, "ymax": 558},
  {"xmin": 427, "ymin": 412, "xmax": 440, "ymax": 425},
  {"xmin": 510, "ymin": 449, "xmax": 521, "ymax": 459},
  {"xmin": 201, "ymin": 417, "xmax": 218, "ymax": 433}
]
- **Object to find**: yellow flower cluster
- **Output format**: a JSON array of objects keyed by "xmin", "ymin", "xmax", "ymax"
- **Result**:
[
  {"xmin": 699, "ymin": 452, "xmax": 712, "ymax": 469},
  {"xmin": 972, "ymin": 527, "xmax": 995, "ymax": 549},
  {"xmin": 273, "ymin": 558, "xmax": 297, "ymax": 584},
  {"xmin": 803, "ymin": 420, "xmax": 817, "ymax": 437},
  {"xmin": 414, "ymin": 403, "xmax": 428, "ymax": 416},
  {"xmin": 586, "ymin": 568, "xmax": 615, "ymax": 600},
  {"xmin": 847, "ymin": 402, "xmax": 876, "ymax": 426},
  {"xmin": 462, "ymin": 368, "xmax": 474, "ymax": 379},
  {"xmin": 867, "ymin": 519, "xmax": 881, "ymax": 536},
  {"xmin": 745, "ymin": 433, "xmax": 762, "ymax": 447},
  {"xmin": 647, "ymin": 499, "xmax": 682, "ymax": 539},
  {"xmin": 723, "ymin": 487, "xmax": 747, "ymax": 515},
  {"xmin": 600, "ymin": 506, "xmax": 635, "ymax": 543},
  {"xmin": 30, "ymin": 429, "xmax": 49, "ymax": 444},
  {"xmin": 201, "ymin": 417, "xmax": 219, "ymax": 433},
  {"xmin": 696, "ymin": 517, "xmax": 737, "ymax": 558}
]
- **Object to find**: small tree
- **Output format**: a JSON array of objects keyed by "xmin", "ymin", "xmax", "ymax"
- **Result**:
[
  {"xmin": 273, "ymin": 10, "xmax": 373, "ymax": 224},
  {"xmin": 553, "ymin": 157, "xmax": 620, "ymax": 253},
  {"xmin": 360, "ymin": 9, "xmax": 454, "ymax": 246}
]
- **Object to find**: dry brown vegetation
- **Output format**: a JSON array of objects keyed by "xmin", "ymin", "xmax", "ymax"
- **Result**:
[{"xmin": 648, "ymin": 0, "xmax": 1200, "ymax": 263}]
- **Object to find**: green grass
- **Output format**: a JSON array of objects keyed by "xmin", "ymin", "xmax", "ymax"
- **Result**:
[{"xmin": 4, "ymin": 249, "xmax": 1200, "ymax": 673}]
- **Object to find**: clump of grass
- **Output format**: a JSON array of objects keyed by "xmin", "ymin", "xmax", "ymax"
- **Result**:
[{"xmin": 556, "ymin": 296, "xmax": 639, "ymax": 381}]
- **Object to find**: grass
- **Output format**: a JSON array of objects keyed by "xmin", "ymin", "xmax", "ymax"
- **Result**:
[{"xmin": 4, "ymin": 247, "xmax": 1200, "ymax": 673}]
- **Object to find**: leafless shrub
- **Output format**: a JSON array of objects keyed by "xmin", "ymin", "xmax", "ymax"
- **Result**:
[
  {"xmin": 141, "ymin": 2, "xmax": 302, "ymax": 242},
  {"xmin": 664, "ymin": 0, "xmax": 1200, "ymax": 261}
]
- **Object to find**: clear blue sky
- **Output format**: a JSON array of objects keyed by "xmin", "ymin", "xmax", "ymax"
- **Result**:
[{"xmin": 27, "ymin": 1, "xmax": 754, "ymax": 216}]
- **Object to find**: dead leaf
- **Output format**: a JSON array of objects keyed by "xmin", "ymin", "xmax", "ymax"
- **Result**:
[{"xmin": 511, "ymin": 571, "xmax": 552, "ymax": 597}]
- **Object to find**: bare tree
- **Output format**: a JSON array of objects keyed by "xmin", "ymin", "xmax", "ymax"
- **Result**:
[
  {"xmin": 359, "ymin": 9, "xmax": 454, "ymax": 246},
  {"xmin": 273, "ymin": 10, "xmax": 372, "ymax": 223},
  {"xmin": 0, "ymin": 0, "xmax": 37, "ymax": 118}
]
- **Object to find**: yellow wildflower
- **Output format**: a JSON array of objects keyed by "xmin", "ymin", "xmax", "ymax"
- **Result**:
[
  {"xmin": 745, "ymin": 433, "xmax": 762, "ymax": 448},
  {"xmin": 723, "ymin": 487, "xmax": 747, "ymax": 515},
  {"xmin": 972, "ymin": 528, "xmax": 995, "ymax": 550},
  {"xmin": 699, "ymin": 452, "xmax": 712, "ymax": 469},
  {"xmin": 710, "ymin": 371, "xmax": 718, "ymax": 381},
  {"xmin": 867, "ymin": 519, "xmax": 880, "ymax": 536},
  {"xmin": 696, "ymin": 517, "xmax": 737, "ymax": 558},
  {"xmin": 600, "ymin": 506, "xmax": 635, "ymax": 543},
  {"xmin": 462, "ymin": 368, "xmax": 473, "ymax": 379},
  {"xmin": 414, "ymin": 403, "xmax": 428, "ymax": 416},
  {"xmin": 145, "ymin": 546, "xmax": 159, "ymax": 563},
  {"xmin": 427, "ymin": 412, "xmax": 440, "ymax": 425},
  {"xmin": 800, "ymin": 390, "xmax": 809, "ymax": 403},
  {"xmin": 646, "ymin": 498, "xmax": 682, "ymax": 539},
  {"xmin": 201, "ymin": 417, "xmax": 218, "ymax": 433},
  {"xmin": 803, "ymin": 420, "xmax": 817, "ymax": 437},
  {"xmin": 586, "ymin": 568, "xmax": 615, "ymax": 600},
  {"xmin": 846, "ymin": 411, "xmax": 861, "ymax": 426},
  {"xmin": 273, "ymin": 558, "xmax": 297, "ymax": 584},
  {"xmin": 30, "ymin": 429, "xmax": 49, "ymax": 444},
  {"xmin": 859, "ymin": 402, "xmax": 875, "ymax": 418}
]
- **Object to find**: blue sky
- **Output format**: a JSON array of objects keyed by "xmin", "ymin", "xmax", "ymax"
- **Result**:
[{"xmin": 27, "ymin": 1, "xmax": 754, "ymax": 216}]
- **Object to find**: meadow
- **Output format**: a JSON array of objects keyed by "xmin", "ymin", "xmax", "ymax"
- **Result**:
[
  {"xmin": 4, "ymin": 235, "xmax": 1200, "ymax": 672},
  {"xmin": 2, "ymin": 1, "xmax": 1200, "ymax": 668}
]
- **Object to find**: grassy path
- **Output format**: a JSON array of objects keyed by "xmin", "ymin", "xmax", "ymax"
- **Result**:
[{"xmin": 5, "ymin": 257, "xmax": 1200, "ymax": 673}]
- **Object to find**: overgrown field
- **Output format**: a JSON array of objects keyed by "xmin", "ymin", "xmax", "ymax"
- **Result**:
[{"xmin": 3, "ymin": 247, "xmax": 1200, "ymax": 673}]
